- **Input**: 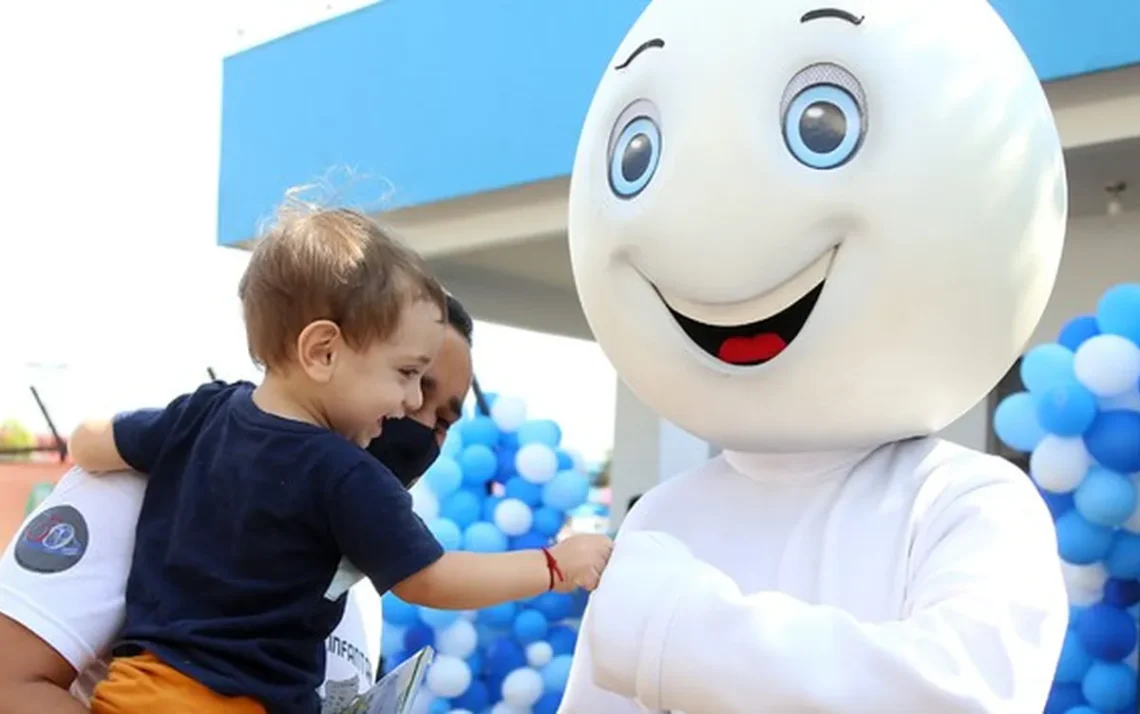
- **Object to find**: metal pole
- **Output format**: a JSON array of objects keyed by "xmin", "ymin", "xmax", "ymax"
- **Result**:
[{"xmin": 29, "ymin": 386, "xmax": 67, "ymax": 462}]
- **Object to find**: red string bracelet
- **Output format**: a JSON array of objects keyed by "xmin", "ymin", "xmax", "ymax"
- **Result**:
[{"xmin": 542, "ymin": 547, "xmax": 564, "ymax": 591}]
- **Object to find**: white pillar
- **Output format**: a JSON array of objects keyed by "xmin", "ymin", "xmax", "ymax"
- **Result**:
[{"xmin": 609, "ymin": 379, "xmax": 715, "ymax": 527}]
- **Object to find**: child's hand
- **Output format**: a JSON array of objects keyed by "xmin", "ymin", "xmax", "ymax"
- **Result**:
[{"xmin": 548, "ymin": 534, "xmax": 614, "ymax": 593}]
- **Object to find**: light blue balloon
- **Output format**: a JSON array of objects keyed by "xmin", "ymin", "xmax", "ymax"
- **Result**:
[
  {"xmin": 382, "ymin": 592, "xmax": 420, "ymax": 626},
  {"xmin": 533, "ymin": 507, "xmax": 565, "ymax": 536},
  {"xmin": 1082, "ymin": 661, "xmax": 1137, "ymax": 711},
  {"xmin": 428, "ymin": 698, "xmax": 450, "ymax": 714},
  {"xmin": 440, "ymin": 489, "xmax": 482, "ymax": 529},
  {"xmin": 1056, "ymin": 510, "xmax": 1115, "ymax": 564},
  {"xmin": 1021, "ymin": 343, "xmax": 1076, "ymax": 393},
  {"xmin": 541, "ymin": 654, "xmax": 574, "ymax": 693},
  {"xmin": 1096, "ymin": 283, "xmax": 1140, "ymax": 346},
  {"xmin": 459, "ymin": 444, "xmax": 498, "ymax": 486},
  {"xmin": 1105, "ymin": 531, "xmax": 1140, "ymax": 580},
  {"xmin": 1055, "ymin": 631, "xmax": 1094, "ymax": 683},
  {"xmin": 464, "ymin": 521, "xmax": 508, "ymax": 553},
  {"xmin": 542, "ymin": 470, "xmax": 590, "ymax": 512},
  {"xmin": 460, "ymin": 416, "xmax": 500, "ymax": 447},
  {"xmin": 381, "ymin": 624, "xmax": 407, "ymax": 656},
  {"xmin": 424, "ymin": 456, "xmax": 463, "ymax": 497},
  {"xmin": 992, "ymin": 392, "xmax": 1046, "ymax": 452},
  {"xmin": 1074, "ymin": 467, "xmax": 1137, "ymax": 527},
  {"xmin": 1034, "ymin": 382, "xmax": 1098, "ymax": 437},
  {"xmin": 512, "ymin": 609, "xmax": 549, "ymax": 644},
  {"xmin": 419, "ymin": 606, "xmax": 461, "ymax": 630},
  {"xmin": 441, "ymin": 429, "xmax": 463, "ymax": 457},
  {"xmin": 428, "ymin": 518, "xmax": 463, "ymax": 550},
  {"xmin": 517, "ymin": 419, "xmax": 562, "ymax": 447}
]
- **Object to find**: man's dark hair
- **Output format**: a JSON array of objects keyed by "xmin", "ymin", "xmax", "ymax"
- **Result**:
[{"xmin": 445, "ymin": 293, "xmax": 474, "ymax": 345}]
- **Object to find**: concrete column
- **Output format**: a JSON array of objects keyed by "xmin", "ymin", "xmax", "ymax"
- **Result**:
[{"xmin": 608, "ymin": 379, "xmax": 715, "ymax": 528}]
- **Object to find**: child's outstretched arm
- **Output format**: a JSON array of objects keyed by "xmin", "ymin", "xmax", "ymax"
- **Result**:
[
  {"xmin": 393, "ymin": 534, "xmax": 613, "ymax": 610},
  {"xmin": 69, "ymin": 419, "xmax": 130, "ymax": 474}
]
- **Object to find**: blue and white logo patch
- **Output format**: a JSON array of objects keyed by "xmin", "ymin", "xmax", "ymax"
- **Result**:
[{"xmin": 15, "ymin": 505, "xmax": 89, "ymax": 574}]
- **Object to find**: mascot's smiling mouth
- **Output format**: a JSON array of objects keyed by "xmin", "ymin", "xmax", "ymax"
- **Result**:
[{"xmin": 650, "ymin": 249, "xmax": 834, "ymax": 367}]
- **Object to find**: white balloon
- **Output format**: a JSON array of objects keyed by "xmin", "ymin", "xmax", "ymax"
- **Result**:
[
  {"xmin": 1101, "ymin": 389, "xmax": 1140, "ymax": 413},
  {"xmin": 411, "ymin": 483, "xmax": 440, "ymax": 520},
  {"xmin": 425, "ymin": 655, "xmax": 472, "ymax": 698},
  {"xmin": 494, "ymin": 498, "xmax": 535, "ymax": 536},
  {"xmin": 501, "ymin": 667, "xmax": 544, "ymax": 708},
  {"xmin": 1061, "ymin": 562, "xmax": 1109, "ymax": 604},
  {"xmin": 489, "ymin": 705, "xmax": 528, "ymax": 714},
  {"xmin": 460, "ymin": 609, "xmax": 479, "ymax": 621},
  {"xmin": 449, "ymin": 710, "xmax": 475, "ymax": 714},
  {"xmin": 1029, "ymin": 436, "xmax": 1090, "ymax": 493},
  {"xmin": 491, "ymin": 395, "xmax": 529, "ymax": 433},
  {"xmin": 436, "ymin": 618, "xmax": 478, "ymax": 659},
  {"xmin": 1074, "ymin": 334, "xmax": 1140, "ymax": 398},
  {"xmin": 525, "ymin": 641, "xmax": 553, "ymax": 668},
  {"xmin": 516, "ymin": 443, "xmax": 558, "ymax": 484}
]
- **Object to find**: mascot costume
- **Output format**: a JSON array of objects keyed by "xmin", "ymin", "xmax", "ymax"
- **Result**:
[{"xmin": 560, "ymin": 0, "xmax": 1070, "ymax": 712}]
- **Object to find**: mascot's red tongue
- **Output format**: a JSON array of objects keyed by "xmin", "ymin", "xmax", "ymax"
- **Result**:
[{"xmin": 718, "ymin": 333, "xmax": 787, "ymax": 364}]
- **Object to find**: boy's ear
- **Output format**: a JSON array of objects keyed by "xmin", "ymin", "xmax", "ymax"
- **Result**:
[{"xmin": 296, "ymin": 320, "xmax": 342, "ymax": 382}]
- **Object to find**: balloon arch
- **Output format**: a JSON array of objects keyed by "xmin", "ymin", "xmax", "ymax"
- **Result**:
[
  {"xmin": 382, "ymin": 395, "xmax": 594, "ymax": 714},
  {"xmin": 993, "ymin": 284, "xmax": 1140, "ymax": 714}
]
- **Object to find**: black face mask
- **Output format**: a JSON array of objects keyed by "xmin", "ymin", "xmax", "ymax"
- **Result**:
[{"xmin": 366, "ymin": 417, "xmax": 441, "ymax": 489}]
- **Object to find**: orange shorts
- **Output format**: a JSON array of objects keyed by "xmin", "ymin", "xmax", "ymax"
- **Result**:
[{"xmin": 90, "ymin": 652, "xmax": 266, "ymax": 714}]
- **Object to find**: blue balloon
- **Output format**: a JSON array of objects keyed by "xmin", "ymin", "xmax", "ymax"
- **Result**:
[
  {"xmin": 569, "ymin": 589, "xmax": 589, "ymax": 618},
  {"xmin": 547, "ymin": 625, "xmax": 578, "ymax": 655},
  {"xmin": 482, "ymin": 495, "xmax": 504, "ymax": 521},
  {"xmin": 459, "ymin": 444, "xmax": 498, "ymax": 487},
  {"xmin": 460, "ymin": 416, "xmax": 500, "ymax": 447},
  {"xmin": 1058, "ymin": 315, "xmax": 1101, "ymax": 352},
  {"xmin": 499, "ymin": 431, "xmax": 520, "ymax": 450},
  {"xmin": 543, "ymin": 470, "xmax": 591, "ymax": 512},
  {"xmin": 428, "ymin": 699, "xmax": 449, "ymax": 714},
  {"xmin": 440, "ymin": 489, "xmax": 482, "ymax": 528},
  {"xmin": 466, "ymin": 650, "xmax": 483, "ymax": 676},
  {"xmin": 542, "ymin": 654, "xmax": 575, "ymax": 693},
  {"xmin": 1105, "ymin": 531, "xmax": 1140, "ymax": 580},
  {"xmin": 1021, "ymin": 344, "xmax": 1076, "ymax": 393},
  {"xmin": 1055, "ymin": 631, "xmax": 1094, "ymax": 683},
  {"xmin": 533, "ymin": 507, "xmax": 566, "ymax": 536},
  {"xmin": 505, "ymin": 476, "xmax": 543, "ymax": 506},
  {"xmin": 513, "ymin": 609, "xmax": 550, "ymax": 645},
  {"xmin": 510, "ymin": 530, "xmax": 552, "ymax": 550},
  {"xmin": 1104, "ymin": 577, "xmax": 1140, "ymax": 608},
  {"xmin": 1084, "ymin": 410, "xmax": 1140, "ymax": 473},
  {"xmin": 1034, "ymin": 382, "xmax": 1098, "ymax": 436},
  {"xmin": 993, "ymin": 392, "xmax": 1046, "ymax": 452},
  {"xmin": 1039, "ymin": 489, "xmax": 1075, "ymax": 519},
  {"xmin": 496, "ymin": 447, "xmax": 519, "ymax": 482},
  {"xmin": 533, "ymin": 692, "xmax": 562, "ymax": 714},
  {"xmin": 419, "ymin": 607, "xmax": 461, "ymax": 630},
  {"xmin": 382, "ymin": 592, "xmax": 420, "ymax": 626},
  {"xmin": 518, "ymin": 419, "xmax": 562, "ymax": 447},
  {"xmin": 477, "ymin": 601, "xmax": 518, "ymax": 628},
  {"xmin": 1074, "ymin": 467, "xmax": 1137, "ymax": 527},
  {"xmin": 428, "ymin": 518, "xmax": 462, "ymax": 550},
  {"xmin": 555, "ymin": 449, "xmax": 575, "ymax": 470},
  {"xmin": 1070, "ymin": 605, "xmax": 1086, "ymax": 629},
  {"xmin": 1082, "ymin": 661, "xmax": 1138, "ymax": 711},
  {"xmin": 464, "ymin": 521, "xmax": 508, "ymax": 553},
  {"xmin": 381, "ymin": 624, "xmax": 406, "ymax": 656},
  {"xmin": 424, "ymin": 456, "xmax": 463, "ymax": 497},
  {"xmin": 1096, "ymin": 283, "xmax": 1140, "ymax": 345},
  {"xmin": 1055, "ymin": 511, "xmax": 1115, "ymax": 564},
  {"xmin": 1076, "ymin": 604, "xmax": 1138, "ymax": 661},
  {"xmin": 1044, "ymin": 682, "xmax": 1086, "ymax": 714},
  {"xmin": 440, "ymin": 429, "xmax": 463, "ymax": 457},
  {"xmin": 531, "ymin": 592, "xmax": 574, "ymax": 622},
  {"xmin": 384, "ymin": 649, "xmax": 410, "ymax": 674},
  {"xmin": 451, "ymin": 678, "xmax": 489, "ymax": 711},
  {"xmin": 403, "ymin": 623, "xmax": 435, "ymax": 652},
  {"xmin": 484, "ymin": 636, "xmax": 526, "ymax": 676}
]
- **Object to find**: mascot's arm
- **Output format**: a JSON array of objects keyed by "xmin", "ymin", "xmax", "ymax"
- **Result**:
[{"xmin": 589, "ymin": 472, "xmax": 1068, "ymax": 714}]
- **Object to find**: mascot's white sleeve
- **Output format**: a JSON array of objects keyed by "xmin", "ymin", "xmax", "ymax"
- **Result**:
[{"xmin": 567, "ymin": 469, "xmax": 1067, "ymax": 714}]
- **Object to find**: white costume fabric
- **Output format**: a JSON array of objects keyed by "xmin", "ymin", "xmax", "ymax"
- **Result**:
[
  {"xmin": 0, "ymin": 467, "xmax": 379, "ymax": 713},
  {"xmin": 561, "ymin": 0, "xmax": 1070, "ymax": 711}
]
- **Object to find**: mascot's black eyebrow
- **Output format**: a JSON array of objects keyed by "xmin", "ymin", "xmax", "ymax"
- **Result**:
[
  {"xmin": 614, "ymin": 38, "xmax": 665, "ymax": 70},
  {"xmin": 800, "ymin": 8, "xmax": 865, "ymax": 25}
]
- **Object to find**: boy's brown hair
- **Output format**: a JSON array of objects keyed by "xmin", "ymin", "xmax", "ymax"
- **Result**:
[{"xmin": 238, "ymin": 204, "xmax": 447, "ymax": 369}]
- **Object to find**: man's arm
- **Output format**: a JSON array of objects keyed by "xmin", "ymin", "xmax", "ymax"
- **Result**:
[{"xmin": 0, "ymin": 616, "xmax": 87, "ymax": 714}]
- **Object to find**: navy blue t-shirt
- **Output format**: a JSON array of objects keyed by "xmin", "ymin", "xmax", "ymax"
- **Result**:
[{"xmin": 112, "ymin": 381, "xmax": 444, "ymax": 714}]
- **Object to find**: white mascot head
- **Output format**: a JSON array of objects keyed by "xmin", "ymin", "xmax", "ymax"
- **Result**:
[{"xmin": 569, "ymin": 0, "xmax": 1066, "ymax": 452}]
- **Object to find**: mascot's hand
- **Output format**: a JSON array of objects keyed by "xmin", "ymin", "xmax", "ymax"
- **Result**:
[{"xmin": 587, "ymin": 530, "xmax": 694, "ymax": 699}]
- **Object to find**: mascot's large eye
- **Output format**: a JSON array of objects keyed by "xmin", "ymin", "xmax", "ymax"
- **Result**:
[
  {"xmin": 780, "ymin": 63, "xmax": 866, "ymax": 170},
  {"xmin": 608, "ymin": 107, "xmax": 661, "ymax": 198}
]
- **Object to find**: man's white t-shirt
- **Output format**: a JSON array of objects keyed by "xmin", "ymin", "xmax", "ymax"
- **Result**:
[{"xmin": 0, "ymin": 467, "xmax": 380, "ymax": 712}]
